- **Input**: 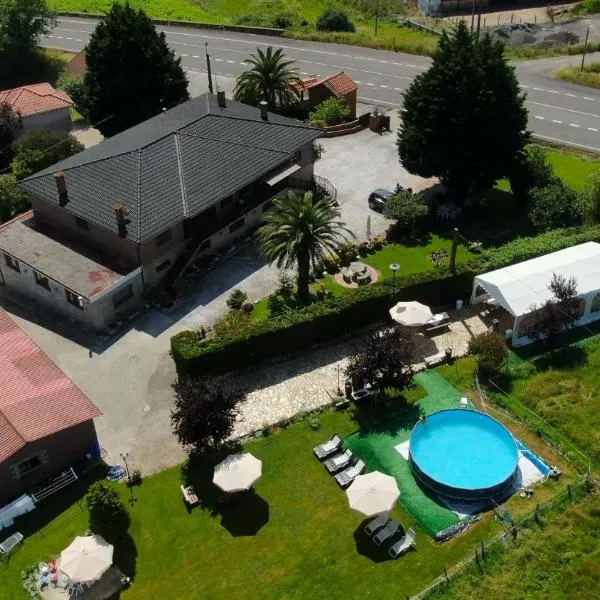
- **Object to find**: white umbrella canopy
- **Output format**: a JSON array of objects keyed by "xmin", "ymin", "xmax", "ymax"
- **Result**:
[
  {"xmin": 60, "ymin": 535, "xmax": 113, "ymax": 583},
  {"xmin": 389, "ymin": 301, "xmax": 433, "ymax": 327},
  {"xmin": 346, "ymin": 472, "xmax": 400, "ymax": 517},
  {"xmin": 213, "ymin": 452, "xmax": 262, "ymax": 493}
]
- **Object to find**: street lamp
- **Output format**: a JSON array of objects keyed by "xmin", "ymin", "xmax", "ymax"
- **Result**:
[{"xmin": 389, "ymin": 263, "xmax": 400, "ymax": 298}]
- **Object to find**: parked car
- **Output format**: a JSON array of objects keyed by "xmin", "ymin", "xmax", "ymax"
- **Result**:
[{"xmin": 368, "ymin": 188, "xmax": 394, "ymax": 212}]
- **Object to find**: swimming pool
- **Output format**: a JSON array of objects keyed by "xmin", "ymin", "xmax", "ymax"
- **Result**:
[{"xmin": 409, "ymin": 409, "xmax": 519, "ymax": 500}]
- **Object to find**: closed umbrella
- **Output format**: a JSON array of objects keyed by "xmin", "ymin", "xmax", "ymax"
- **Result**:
[
  {"xmin": 60, "ymin": 535, "xmax": 113, "ymax": 583},
  {"xmin": 213, "ymin": 453, "xmax": 262, "ymax": 493},
  {"xmin": 346, "ymin": 472, "xmax": 400, "ymax": 517},
  {"xmin": 389, "ymin": 301, "xmax": 433, "ymax": 327}
]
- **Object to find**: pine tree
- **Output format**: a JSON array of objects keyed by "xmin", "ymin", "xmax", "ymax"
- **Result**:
[
  {"xmin": 398, "ymin": 22, "xmax": 528, "ymax": 202},
  {"xmin": 83, "ymin": 2, "xmax": 189, "ymax": 137}
]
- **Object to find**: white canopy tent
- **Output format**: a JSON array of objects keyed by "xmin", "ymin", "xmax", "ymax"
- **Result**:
[{"xmin": 471, "ymin": 242, "xmax": 600, "ymax": 346}]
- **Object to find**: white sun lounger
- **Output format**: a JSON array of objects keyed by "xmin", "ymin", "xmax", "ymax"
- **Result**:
[
  {"xmin": 389, "ymin": 528, "xmax": 416, "ymax": 558},
  {"xmin": 324, "ymin": 449, "xmax": 353, "ymax": 474},
  {"xmin": 313, "ymin": 434, "xmax": 342, "ymax": 460},
  {"xmin": 0, "ymin": 531, "xmax": 24, "ymax": 554},
  {"xmin": 335, "ymin": 460, "xmax": 366, "ymax": 488},
  {"xmin": 373, "ymin": 519, "xmax": 400, "ymax": 545},
  {"xmin": 364, "ymin": 513, "xmax": 389, "ymax": 536}
]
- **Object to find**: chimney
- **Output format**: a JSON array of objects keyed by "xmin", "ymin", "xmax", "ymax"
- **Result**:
[
  {"xmin": 113, "ymin": 201, "xmax": 129, "ymax": 238},
  {"xmin": 217, "ymin": 90, "xmax": 226, "ymax": 108},
  {"xmin": 259, "ymin": 100, "xmax": 268, "ymax": 121},
  {"xmin": 54, "ymin": 171, "xmax": 68, "ymax": 206}
]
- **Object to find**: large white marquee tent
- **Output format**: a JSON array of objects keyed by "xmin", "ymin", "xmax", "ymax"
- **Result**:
[{"xmin": 471, "ymin": 242, "xmax": 600, "ymax": 346}]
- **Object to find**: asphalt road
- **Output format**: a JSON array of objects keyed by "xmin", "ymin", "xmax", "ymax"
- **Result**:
[{"xmin": 43, "ymin": 17, "xmax": 600, "ymax": 153}]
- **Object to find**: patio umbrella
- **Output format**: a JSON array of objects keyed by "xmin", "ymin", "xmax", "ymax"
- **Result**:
[
  {"xmin": 60, "ymin": 535, "xmax": 113, "ymax": 583},
  {"xmin": 389, "ymin": 301, "xmax": 433, "ymax": 327},
  {"xmin": 213, "ymin": 453, "xmax": 262, "ymax": 493},
  {"xmin": 346, "ymin": 472, "xmax": 400, "ymax": 517}
]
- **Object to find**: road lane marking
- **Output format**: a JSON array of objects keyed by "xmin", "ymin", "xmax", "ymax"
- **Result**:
[
  {"xmin": 533, "ymin": 87, "xmax": 544, "ymax": 91},
  {"xmin": 227, "ymin": 60, "xmax": 235, "ymax": 63},
  {"xmin": 380, "ymin": 85, "xmax": 388, "ymax": 88},
  {"xmin": 552, "ymin": 120, "xmax": 562, "ymax": 124},
  {"xmin": 193, "ymin": 55, "xmax": 200, "ymax": 58},
  {"xmin": 588, "ymin": 127, "xmax": 598, "ymax": 132},
  {"xmin": 367, "ymin": 82, "xmax": 375, "ymax": 86},
  {"xmin": 565, "ymin": 93, "xmax": 577, "ymax": 97},
  {"xmin": 526, "ymin": 100, "xmax": 600, "ymax": 119},
  {"xmin": 534, "ymin": 115, "xmax": 544, "ymax": 120},
  {"xmin": 394, "ymin": 87, "xmax": 403, "ymax": 91},
  {"xmin": 570, "ymin": 123, "xmax": 580, "ymax": 128}
]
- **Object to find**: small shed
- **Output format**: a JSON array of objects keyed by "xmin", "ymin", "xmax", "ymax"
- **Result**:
[
  {"xmin": 299, "ymin": 72, "xmax": 358, "ymax": 119},
  {"xmin": 471, "ymin": 242, "xmax": 600, "ymax": 346}
]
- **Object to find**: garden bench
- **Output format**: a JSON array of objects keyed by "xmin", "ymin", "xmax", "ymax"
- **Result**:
[
  {"xmin": 424, "ymin": 352, "xmax": 446, "ymax": 367},
  {"xmin": 180, "ymin": 484, "xmax": 199, "ymax": 506},
  {"xmin": 425, "ymin": 321, "xmax": 450, "ymax": 335}
]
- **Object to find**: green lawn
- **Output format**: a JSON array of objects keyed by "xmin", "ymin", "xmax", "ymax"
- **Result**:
[{"xmin": 545, "ymin": 147, "xmax": 600, "ymax": 191}]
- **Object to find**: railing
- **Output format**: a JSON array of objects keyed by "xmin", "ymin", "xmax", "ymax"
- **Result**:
[{"xmin": 289, "ymin": 175, "xmax": 338, "ymax": 205}]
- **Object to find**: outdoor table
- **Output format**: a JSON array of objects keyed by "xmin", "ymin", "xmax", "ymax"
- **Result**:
[{"xmin": 349, "ymin": 261, "xmax": 368, "ymax": 277}]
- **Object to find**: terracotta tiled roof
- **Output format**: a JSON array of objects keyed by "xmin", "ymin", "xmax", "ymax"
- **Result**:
[
  {"xmin": 0, "ymin": 83, "xmax": 72, "ymax": 118},
  {"xmin": 66, "ymin": 50, "xmax": 87, "ymax": 77},
  {"xmin": 300, "ymin": 72, "xmax": 358, "ymax": 97},
  {"xmin": 0, "ymin": 309, "xmax": 101, "ymax": 463}
]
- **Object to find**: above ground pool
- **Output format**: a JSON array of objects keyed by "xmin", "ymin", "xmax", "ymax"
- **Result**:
[{"xmin": 409, "ymin": 409, "xmax": 519, "ymax": 500}]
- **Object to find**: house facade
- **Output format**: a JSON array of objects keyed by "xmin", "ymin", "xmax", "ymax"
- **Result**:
[
  {"xmin": 0, "ymin": 83, "xmax": 73, "ymax": 133},
  {"xmin": 0, "ymin": 93, "xmax": 321, "ymax": 331},
  {"xmin": 299, "ymin": 72, "xmax": 358, "ymax": 119},
  {"xmin": 0, "ymin": 309, "xmax": 101, "ymax": 503}
]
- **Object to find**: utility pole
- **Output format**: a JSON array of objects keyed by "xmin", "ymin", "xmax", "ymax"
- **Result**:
[
  {"xmin": 205, "ymin": 42, "xmax": 214, "ymax": 94},
  {"xmin": 581, "ymin": 26, "xmax": 590, "ymax": 72},
  {"xmin": 450, "ymin": 228, "xmax": 459, "ymax": 274}
]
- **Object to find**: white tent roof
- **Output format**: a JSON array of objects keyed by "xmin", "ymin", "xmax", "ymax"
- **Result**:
[{"xmin": 474, "ymin": 242, "xmax": 600, "ymax": 317}]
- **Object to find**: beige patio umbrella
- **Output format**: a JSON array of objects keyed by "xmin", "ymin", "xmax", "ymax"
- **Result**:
[
  {"xmin": 389, "ymin": 301, "xmax": 433, "ymax": 327},
  {"xmin": 60, "ymin": 535, "xmax": 113, "ymax": 583},
  {"xmin": 213, "ymin": 452, "xmax": 262, "ymax": 493},
  {"xmin": 346, "ymin": 472, "xmax": 400, "ymax": 517}
]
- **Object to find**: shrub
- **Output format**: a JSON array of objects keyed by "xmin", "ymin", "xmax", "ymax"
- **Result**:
[
  {"xmin": 528, "ymin": 181, "xmax": 580, "ymax": 231},
  {"xmin": 322, "ymin": 254, "xmax": 340, "ymax": 274},
  {"xmin": 308, "ymin": 96, "xmax": 351, "ymax": 128},
  {"xmin": 276, "ymin": 270, "xmax": 295, "ymax": 297},
  {"xmin": 316, "ymin": 9, "xmax": 356, "ymax": 33},
  {"xmin": 383, "ymin": 188, "xmax": 429, "ymax": 232},
  {"xmin": 171, "ymin": 375, "xmax": 245, "ymax": 455},
  {"xmin": 226, "ymin": 288, "xmax": 248, "ymax": 310},
  {"xmin": 56, "ymin": 72, "xmax": 87, "ymax": 116},
  {"xmin": 509, "ymin": 144, "xmax": 555, "ymax": 201},
  {"xmin": 468, "ymin": 333, "xmax": 508, "ymax": 375},
  {"xmin": 336, "ymin": 241, "xmax": 359, "ymax": 265},
  {"xmin": 272, "ymin": 12, "xmax": 294, "ymax": 28},
  {"xmin": 358, "ymin": 241, "xmax": 370, "ymax": 256},
  {"xmin": 241, "ymin": 302, "xmax": 254, "ymax": 314},
  {"xmin": 86, "ymin": 481, "xmax": 130, "ymax": 543},
  {"xmin": 578, "ymin": 168, "xmax": 600, "ymax": 222},
  {"xmin": 127, "ymin": 469, "xmax": 142, "ymax": 486}
]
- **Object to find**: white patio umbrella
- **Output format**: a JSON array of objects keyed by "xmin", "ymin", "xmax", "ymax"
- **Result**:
[
  {"xmin": 389, "ymin": 301, "xmax": 433, "ymax": 327},
  {"xmin": 346, "ymin": 472, "xmax": 400, "ymax": 517},
  {"xmin": 213, "ymin": 452, "xmax": 262, "ymax": 493},
  {"xmin": 60, "ymin": 535, "xmax": 113, "ymax": 583}
]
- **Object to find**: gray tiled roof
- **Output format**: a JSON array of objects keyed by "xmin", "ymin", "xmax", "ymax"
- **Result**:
[{"xmin": 20, "ymin": 94, "xmax": 321, "ymax": 243}]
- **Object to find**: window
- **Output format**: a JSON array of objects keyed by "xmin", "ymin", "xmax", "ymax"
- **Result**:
[
  {"xmin": 229, "ymin": 218, "xmax": 245, "ymax": 234},
  {"xmin": 65, "ymin": 289, "xmax": 84, "ymax": 310},
  {"xmin": 155, "ymin": 229, "xmax": 172, "ymax": 248},
  {"xmin": 17, "ymin": 454, "xmax": 42, "ymax": 478},
  {"xmin": 75, "ymin": 217, "xmax": 89, "ymax": 231},
  {"xmin": 112, "ymin": 284, "xmax": 133, "ymax": 308},
  {"xmin": 34, "ymin": 271, "xmax": 50, "ymax": 290},
  {"xmin": 156, "ymin": 260, "xmax": 171, "ymax": 273},
  {"xmin": 4, "ymin": 253, "xmax": 20, "ymax": 272}
]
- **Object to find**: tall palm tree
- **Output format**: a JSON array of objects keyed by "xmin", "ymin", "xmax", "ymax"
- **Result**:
[
  {"xmin": 257, "ymin": 191, "xmax": 353, "ymax": 304},
  {"xmin": 233, "ymin": 47, "xmax": 302, "ymax": 111}
]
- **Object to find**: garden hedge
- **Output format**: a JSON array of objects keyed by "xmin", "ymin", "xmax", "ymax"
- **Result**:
[{"xmin": 171, "ymin": 225, "xmax": 600, "ymax": 376}]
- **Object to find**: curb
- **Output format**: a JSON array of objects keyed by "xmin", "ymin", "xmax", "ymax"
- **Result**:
[{"xmin": 57, "ymin": 11, "xmax": 284, "ymax": 37}]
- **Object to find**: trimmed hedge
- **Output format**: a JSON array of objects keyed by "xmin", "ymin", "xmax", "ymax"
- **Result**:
[{"xmin": 172, "ymin": 225, "xmax": 600, "ymax": 376}]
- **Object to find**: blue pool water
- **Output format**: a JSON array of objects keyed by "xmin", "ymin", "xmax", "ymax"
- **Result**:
[{"xmin": 409, "ymin": 409, "xmax": 519, "ymax": 499}]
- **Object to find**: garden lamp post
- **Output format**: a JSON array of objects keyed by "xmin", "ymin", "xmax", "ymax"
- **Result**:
[{"xmin": 389, "ymin": 263, "xmax": 400, "ymax": 298}]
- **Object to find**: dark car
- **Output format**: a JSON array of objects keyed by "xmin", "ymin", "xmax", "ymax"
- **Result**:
[{"xmin": 368, "ymin": 188, "xmax": 394, "ymax": 212}]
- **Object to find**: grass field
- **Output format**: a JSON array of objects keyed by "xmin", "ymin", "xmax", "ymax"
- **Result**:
[{"xmin": 554, "ymin": 63, "xmax": 600, "ymax": 89}]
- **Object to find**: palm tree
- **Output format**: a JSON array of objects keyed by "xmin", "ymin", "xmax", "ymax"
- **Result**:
[
  {"xmin": 233, "ymin": 47, "xmax": 302, "ymax": 111},
  {"xmin": 257, "ymin": 191, "xmax": 353, "ymax": 304}
]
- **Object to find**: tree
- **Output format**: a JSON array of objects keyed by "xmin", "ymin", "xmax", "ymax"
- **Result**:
[
  {"xmin": 316, "ymin": 8, "xmax": 355, "ymax": 32},
  {"xmin": 578, "ymin": 168, "xmax": 600, "ymax": 223},
  {"xmin": 0, "ymin": 101, "xmax": 21, "ymax": 170},
  {"xmin": 0, "ymin": 174, "xmax": 29, "ymax": 222},
  {"xmin": 383, "ymin": 188, "xmax": 429, "ymax": 233},
  {"xmin": 398, "ymin": 21, "xmax": 528, "ymax": 201},
  {"xmin": 523, "ymin": 273, "xmax": 580, "ymax": 346},
  {"xmin": 257, "ymin": 191, "xmax": 352, "ymax": 304},
  {"xmin": 171, "ymin": 375, "xmax": 245, "ymax": 456},
  {"xmin": 234, "ymin": 47, "xmax": 301, "ymax": 112},
  {"xmin": 56, "ymin": 72, "xmax": 87, "ymax": 117},
  {"xmin": 308, "ymin": 96, "xmax": 350, "ymax": 128},
  {"xmin": 11, "ymin": 129, "xmax": 84, "ymax": 180},
  {"xmin": 86, "ymin": 481, "xmax": 130, "ymax": 543},
  {"xmin": 226, "ymin": 288, "xmax": 248, "ymax": 310},
  {"xmin": 528, "ymin": 181, "xmax": 579, "ymax": 231},
  {"xmin": 0, "ymin": 0, "xmax": 56, "ymax": 87},
  {"xmin": 509, "ymin": 144, "xmax": 555, "ymax": 202},
  {"xmin": 83, "ymin": 2, "xmax": 189, "ymax": 137},
  {"xmin": 468, "ymin": 332, "xmax": 508, "ymax": 375},
  {"xmin": 345, "ymin": 327, "xmax": 413, "ymax": 394}
]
